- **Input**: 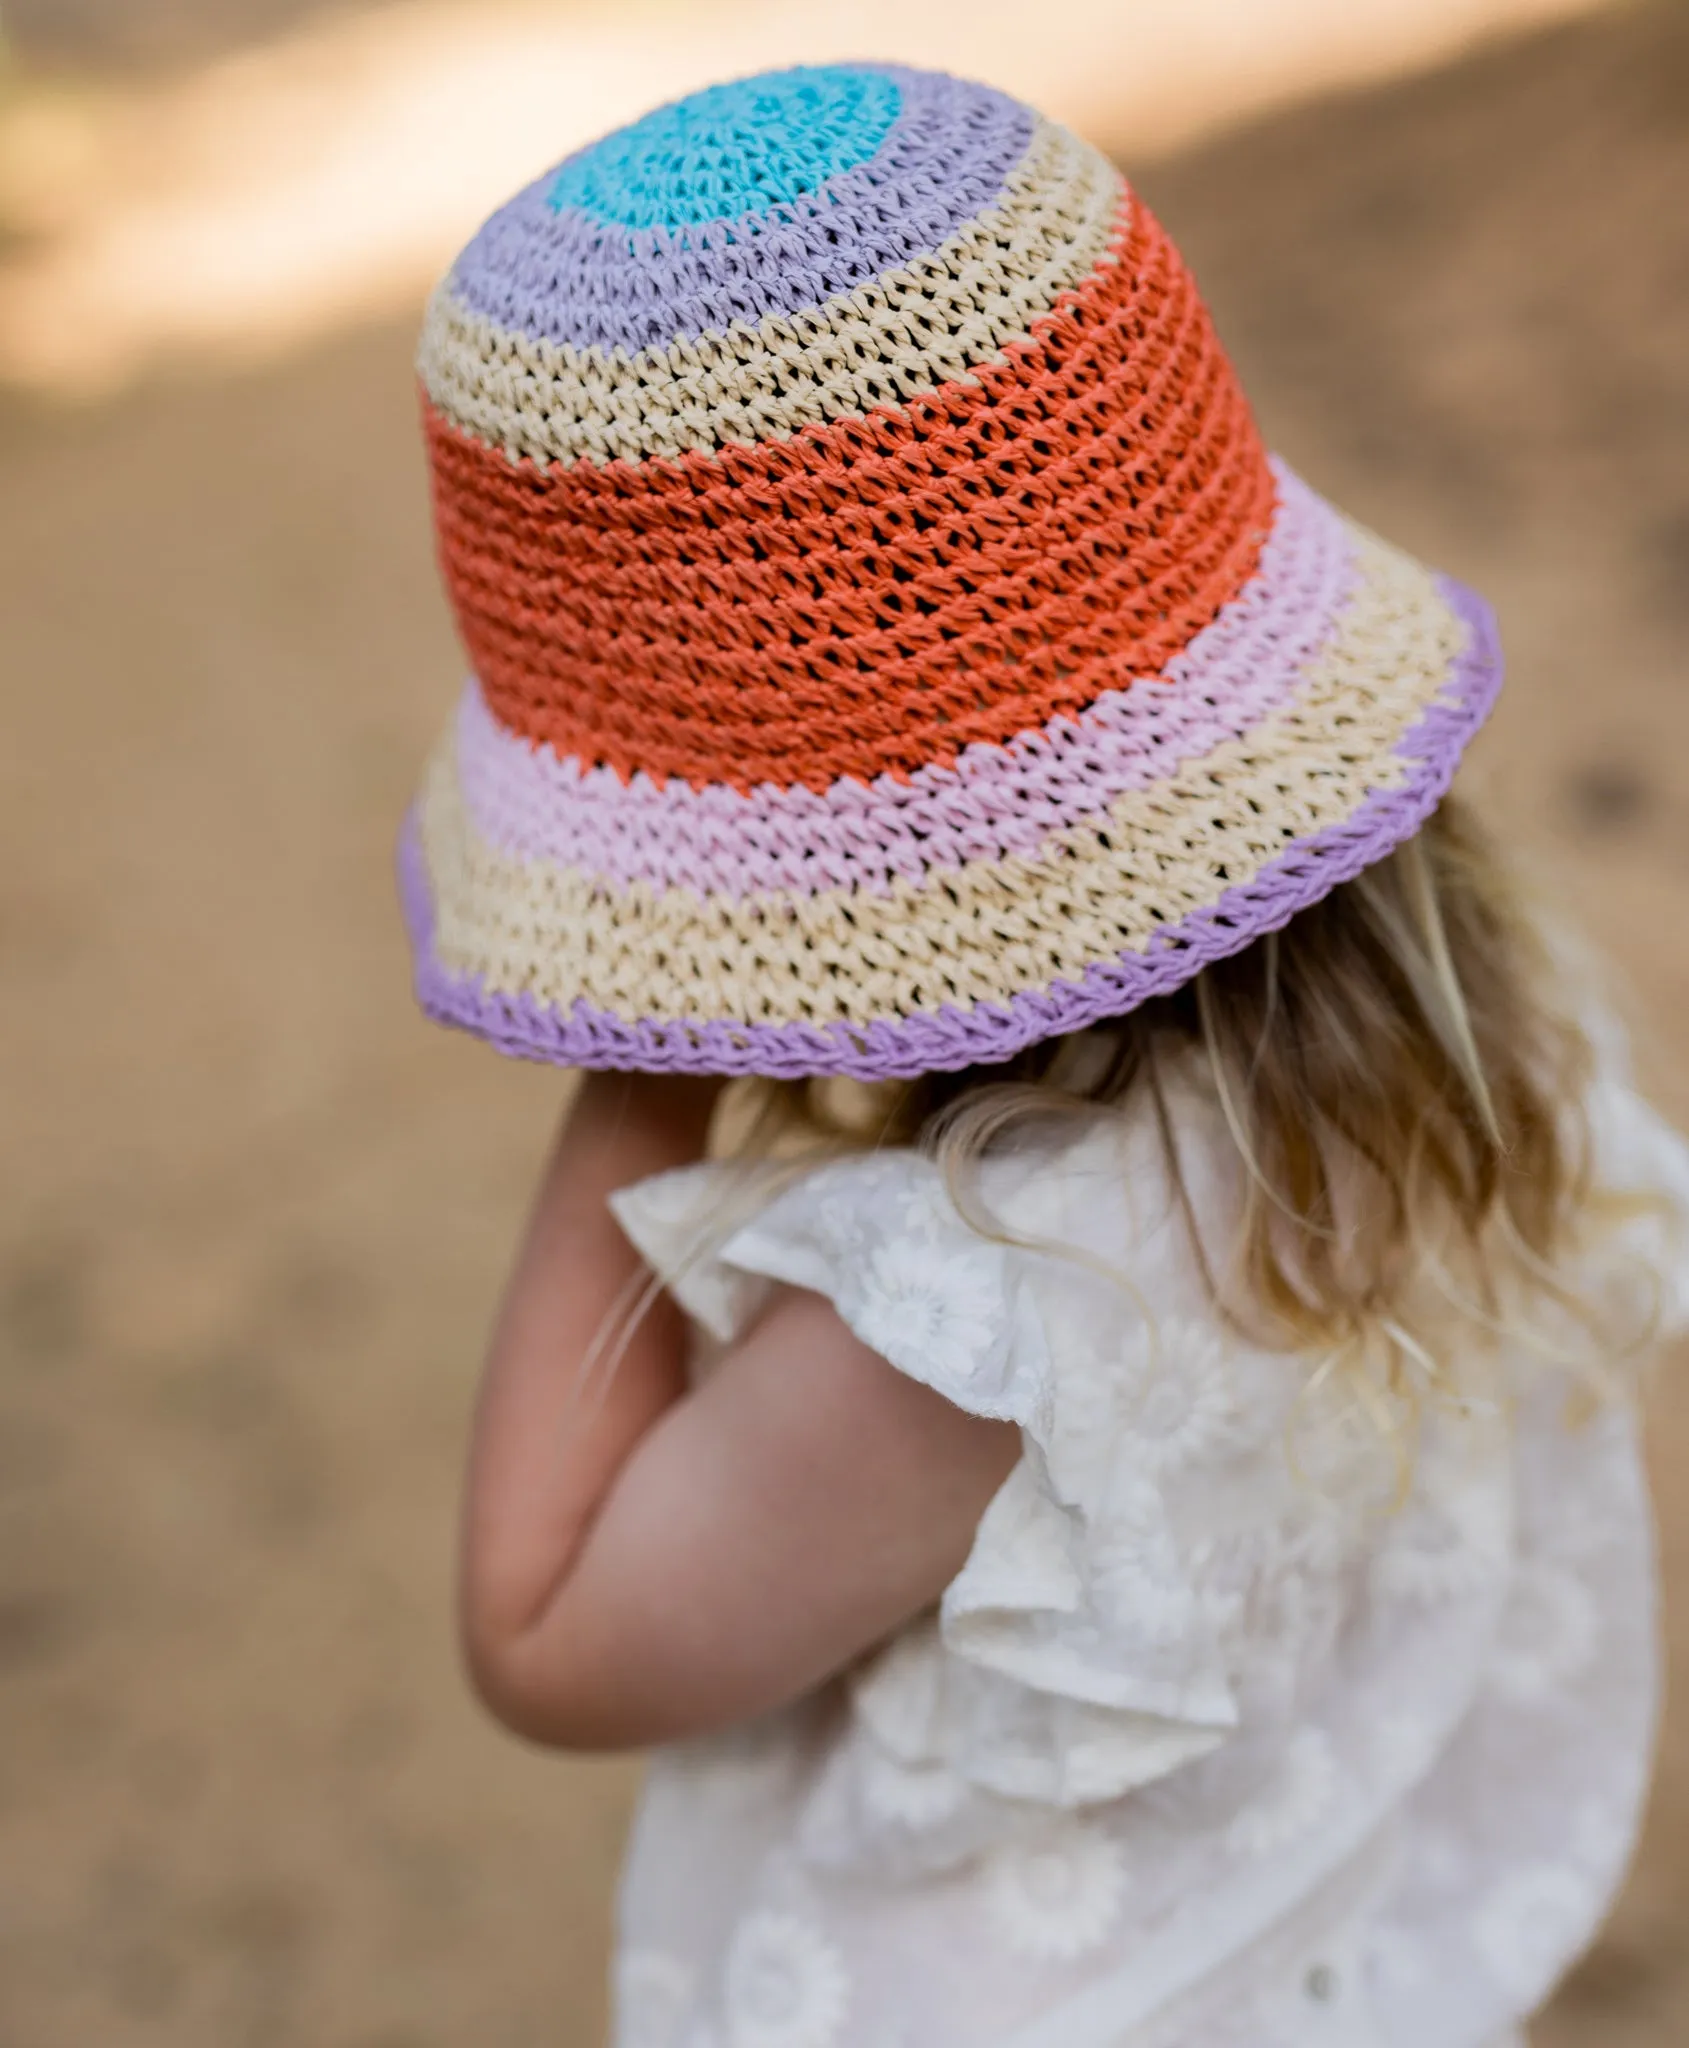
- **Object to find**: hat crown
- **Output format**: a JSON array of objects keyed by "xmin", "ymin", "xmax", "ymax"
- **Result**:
[
  {"xmin": 441, "ymin": 64, "xmax": 1035, "ymax": 354},
  {"xmin": 547, "ymin": 65, "xmax": 903, "ymax": 230},
  {"xmin": 419, "ymin": 63, "xmax": 1276, "ymax": 793},
  {"xmin": 405, "ymin": 63, "xmax": 1499, "ymax": 1077}
]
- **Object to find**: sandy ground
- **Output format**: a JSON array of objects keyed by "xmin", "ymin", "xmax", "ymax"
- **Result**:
[
  {"xmin": 1, "ymin": 0, "xmax": 335, "ymax": 63},
  {"xmin": 1, "ymin": 2, "xmax": 1686, "ymax": 2043},
  {"xmin": 0, "ymin": 0, "xmax": 1615, "ymax": 395}
]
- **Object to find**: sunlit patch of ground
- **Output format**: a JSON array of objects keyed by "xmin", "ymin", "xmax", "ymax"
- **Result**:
[{"xmin": 0, "ymin": 0, "xmax": 1620, "ymax": 395}]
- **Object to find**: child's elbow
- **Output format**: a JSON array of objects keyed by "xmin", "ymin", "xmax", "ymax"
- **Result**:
[
  {"xmin": 458, "ymin": 1596, "xmax": 641, "ymax": 1753},
  {"xmin": 462, "ymin": 1622, "xmax": 559, "ymax": 1746}
]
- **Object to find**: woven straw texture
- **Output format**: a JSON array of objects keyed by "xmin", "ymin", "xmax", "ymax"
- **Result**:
[{"xmin": 402, "ymin": 62, "xmax": 1501, "ymax": 1078}]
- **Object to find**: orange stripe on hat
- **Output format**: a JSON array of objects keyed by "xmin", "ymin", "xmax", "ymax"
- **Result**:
[{"xmin": 423, "ymin": 200, "xmax": 1275, "ymax": 793}]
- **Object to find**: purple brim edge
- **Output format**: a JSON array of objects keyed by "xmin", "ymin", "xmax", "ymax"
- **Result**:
[{"xmin": 397, "ymin": 577, "xmax": 1502, "ymax": 1080}]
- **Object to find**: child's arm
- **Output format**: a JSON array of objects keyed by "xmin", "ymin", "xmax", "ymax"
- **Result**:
[{"xmin": 460, "ymin": 1071, "xmax": 1020, "ymax": 1752}]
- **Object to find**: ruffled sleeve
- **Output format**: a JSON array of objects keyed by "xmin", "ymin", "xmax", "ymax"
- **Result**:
[
  {"xmin": 607, "ymin": 1157, "xmax": 780, "ymax": 1348},
  {"xmin": 611, "ymin": 1140, "xmax": 1247, "ymax": 1837}
]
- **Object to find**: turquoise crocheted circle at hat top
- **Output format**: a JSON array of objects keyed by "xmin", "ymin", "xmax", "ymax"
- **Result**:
[
  {"xmin": 548, "ymin": 66, "xmax": 903, "ymax": 227},
  {"xmin": 401, "ymin": 61, "xmax": 1501, "ymax": 1080}
]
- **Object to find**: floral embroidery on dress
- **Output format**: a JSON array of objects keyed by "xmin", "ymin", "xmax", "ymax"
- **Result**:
[
  {"xmin": 981, "ymin": 1821, "xmax": 1128, "ymax": 1962},
  {"xmin": 1485, "ymin": 1558, "xmax": 1601, "ymax": 1705},
  {"xmin": 849, "ymin": 1238, "xmax": 1004, "ymax": 1389},
  {"xmin": 857, "ymin": 1746, "xmax": 967, "ymax": 1830},
  {"xmin": 1470, "ymin": 1864, "xmax": 1604, "ymax": 2003},
  {"xmin": 1052, "ymin": 1319, "xmax": 1252, "ymax": 1497},
  {"xmin": 722, "ymin": 1911, "xmax": 849, "ymax": 2048},
  {"xmin": 1086, "ymin": 1478, "xmax": 1208, "ymax": 1645},
  {"xmin": 848, "ymin": 1624, "xmax": 944, "ymax": 1755},
  {"xmin": 814, "ymin": 1187, "xmax": 869, "ymax": 1250},
  {"xmin": 1371, "ymin": 1451, "xmax": 1511, "ymax": 1606},
  {"xmin": 1124, "ymin": 1331, "xmax": 1247, "ymax": 1473},
  {"xmin": 893, "ymin": 1178, "xmax": 954, "ymax": 1245},
  {"xmin": 616, "ymin": 1949, "xmax": 694, "ymax": 2048},
  {"xmin": 1224, "ymin": 1730, "xmax": 1340, "ymax": 1861}
]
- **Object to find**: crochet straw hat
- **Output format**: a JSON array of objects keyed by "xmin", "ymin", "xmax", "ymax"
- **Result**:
[{"xmin": 401, "ymin": 63, "xmax": 1500, "ymax": 1080}]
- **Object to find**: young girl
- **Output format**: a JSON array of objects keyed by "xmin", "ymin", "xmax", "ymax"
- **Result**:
[{"xmin": 400, "ymin": 62, "xmax": 1689, "ymax": 2048}]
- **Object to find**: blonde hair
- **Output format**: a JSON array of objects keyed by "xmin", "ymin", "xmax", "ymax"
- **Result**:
[{"xmin": 730, "ymin": 798, "xmax": 1644, "ymax": 1426}]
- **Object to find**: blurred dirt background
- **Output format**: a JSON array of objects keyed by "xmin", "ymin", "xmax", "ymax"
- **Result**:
[{"xmin": 0, "ymin": 1, "xmax": 1686, "ymax": 2044}]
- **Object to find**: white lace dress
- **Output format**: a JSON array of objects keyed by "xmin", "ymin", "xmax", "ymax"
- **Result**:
[{"xmin": 606, "ymin": 1053, "xmax": 1689, "ymax": 2048}]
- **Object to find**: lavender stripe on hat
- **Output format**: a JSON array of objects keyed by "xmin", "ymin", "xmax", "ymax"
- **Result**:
[
  {"xmin": 446, "ymin": 67, "xmax": 1034, "ymax": 353},
  {"xmin": 401, "ymin": 581, "xmax": 1502, "ymax": 1080},
  {"xmin": 453, "ymin": 466, "xmax": 1358, "ymax": 897}
]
